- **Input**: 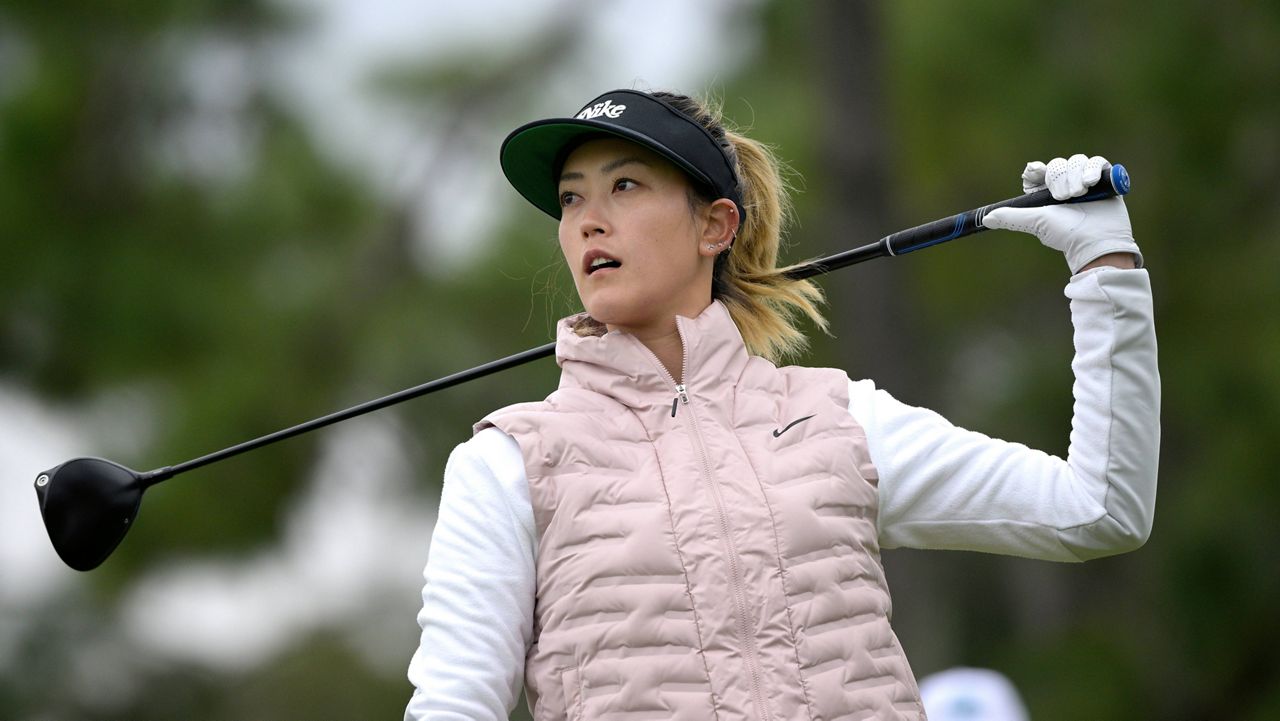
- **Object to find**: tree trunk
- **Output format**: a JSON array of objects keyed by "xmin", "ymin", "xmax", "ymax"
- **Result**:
[{"xmin": 809, "ymin": 0, "xmax": 954, "ymax": 674}]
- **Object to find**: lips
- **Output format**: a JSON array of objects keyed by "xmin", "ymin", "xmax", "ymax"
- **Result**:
[{"xmin": 583, "ymin": 248, "xmax": 622, "ymax": 275}]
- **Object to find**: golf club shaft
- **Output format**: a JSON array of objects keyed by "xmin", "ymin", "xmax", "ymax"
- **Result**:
[
  {"xmin": 141, "ymin": 342, "xmax": 557, "ymax": 484},
  {"xmin": 143, "ymin": 165, "xmax": 1130, "ymax": 485}
]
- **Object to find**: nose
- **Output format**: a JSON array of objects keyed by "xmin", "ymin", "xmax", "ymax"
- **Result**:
[{"xmin": 576, "ymin": 200, "xmax": 609, "ymax": 240}]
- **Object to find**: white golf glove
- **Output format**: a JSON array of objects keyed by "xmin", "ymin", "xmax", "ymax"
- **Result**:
[{"xmin": 981, "ymin": 154, "xmax": 1142, "ymax": 274}]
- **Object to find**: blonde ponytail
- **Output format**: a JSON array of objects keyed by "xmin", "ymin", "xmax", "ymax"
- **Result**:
[{"xmin": 713, "ymin": 129, "xmax": 827, "ymax": 364}]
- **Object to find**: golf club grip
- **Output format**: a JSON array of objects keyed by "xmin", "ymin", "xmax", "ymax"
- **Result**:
[{"xmin": 884, "ymin": 163, "xmax": 1131, "ymax": 256}]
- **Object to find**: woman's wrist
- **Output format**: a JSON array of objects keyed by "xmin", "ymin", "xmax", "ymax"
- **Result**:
[{"xmin": 1079, "ymin": 252, "xmax": 1138, "ymax": 272}]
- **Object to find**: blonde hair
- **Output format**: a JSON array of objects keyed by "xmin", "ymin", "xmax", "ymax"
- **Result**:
[{"xmin": 660, "ymin": 91, "xmax": 828, "ymax": 364}]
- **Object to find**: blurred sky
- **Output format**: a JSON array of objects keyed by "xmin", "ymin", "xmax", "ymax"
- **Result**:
[{"xmin": 2, "ymin": 0, "xmax": 760, "ymax": 687}]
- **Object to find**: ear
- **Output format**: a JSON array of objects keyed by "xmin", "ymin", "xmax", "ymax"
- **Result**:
[{"xmin": 696, "ymin": 199, "xmax": 741, "ymax": 258}]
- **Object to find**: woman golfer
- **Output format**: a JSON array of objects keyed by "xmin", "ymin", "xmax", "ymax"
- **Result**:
[{"xmin": 405, "ymin": 89, "xmax": 1159, "ymax": 720}]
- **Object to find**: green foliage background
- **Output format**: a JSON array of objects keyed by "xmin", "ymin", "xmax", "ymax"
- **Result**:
[{"xmin": 2, "ymin": 1, "xmax": 1277, "ymax": 719}]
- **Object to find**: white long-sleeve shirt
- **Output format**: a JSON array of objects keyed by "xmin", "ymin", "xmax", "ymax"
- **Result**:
[{"xmin": 405, "ymin": 267, "xmax": 1159, "ymax": 720}]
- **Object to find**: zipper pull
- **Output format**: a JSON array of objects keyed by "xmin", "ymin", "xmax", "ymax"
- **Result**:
[{"xmin": 671, "ymin": 384, "xmax": 690, "ymax": 417}]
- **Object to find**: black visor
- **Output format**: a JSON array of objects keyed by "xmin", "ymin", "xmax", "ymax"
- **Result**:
[{"xmin": 499, "ymin": 89, "xmax": 745, "ymax": 222}]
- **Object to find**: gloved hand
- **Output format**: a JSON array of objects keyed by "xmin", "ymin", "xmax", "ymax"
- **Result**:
[{"xmin": 982, "ymin": 154, "xmax": 1142, "ymax": 273}]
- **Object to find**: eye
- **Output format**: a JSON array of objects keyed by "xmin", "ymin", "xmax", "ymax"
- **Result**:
[
  {"xmin": 558, "ymin": 190, "xmax": 580, "ymax": 208},
  {"xmin": 613, "ymin": 178, "xmax": 638, "ymax": 192}
]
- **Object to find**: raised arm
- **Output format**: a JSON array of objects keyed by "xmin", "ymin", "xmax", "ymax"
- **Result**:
[{"xmin": 864, "ymin": 154, "xmax": 1159, "ymax": 561}]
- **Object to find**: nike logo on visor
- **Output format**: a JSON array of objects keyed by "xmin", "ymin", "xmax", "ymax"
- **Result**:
[{"xmin": 772, "ymin": 415, "xmax": 816, "ymax": 438}]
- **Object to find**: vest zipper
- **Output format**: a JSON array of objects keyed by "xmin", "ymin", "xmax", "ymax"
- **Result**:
[
  {"xmin": 672, "ymin": 383, "xmax": 690, "ymax": 416},
  {"xmin": 638, "ymin": 324, "xmax": 771, "ymax": 721}
]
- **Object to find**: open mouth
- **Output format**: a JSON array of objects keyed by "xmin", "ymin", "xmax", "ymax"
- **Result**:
[{"xmin": 584, "ymin": 251, "xmax": 622, "ymax": 275}]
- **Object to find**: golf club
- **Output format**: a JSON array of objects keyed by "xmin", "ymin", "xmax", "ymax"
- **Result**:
[{"xmin": 34, "ymin": 164, "xmax": 1131, "ymax": 572}]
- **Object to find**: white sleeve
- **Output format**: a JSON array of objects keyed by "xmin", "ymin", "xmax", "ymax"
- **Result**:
[
  {"xmin": 858, "ymin": 267, "xmax": 1159, "ymax": 562},
  {"xmin": 405, "ymin": 427, "xmax": 537, "ymax": 720}
]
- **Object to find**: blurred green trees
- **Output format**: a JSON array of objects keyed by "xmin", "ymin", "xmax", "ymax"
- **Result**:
[
  {"xmin": 1, "ymin": 1, "xmax": 566, "ymax": 717},
  {"xmin": 2, "ymin": 0, "xmax": 1277, "ymax": 719}
]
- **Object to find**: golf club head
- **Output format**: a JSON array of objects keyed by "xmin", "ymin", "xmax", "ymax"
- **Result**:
[{"xmin": 34, "ymin": 457, "xmax": 145, "ymax": 571}]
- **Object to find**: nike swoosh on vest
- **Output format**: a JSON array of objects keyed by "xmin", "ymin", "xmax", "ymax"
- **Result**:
[{"xmin": 772, "ymin": 415, "xmax": 816, "ymax": 438}]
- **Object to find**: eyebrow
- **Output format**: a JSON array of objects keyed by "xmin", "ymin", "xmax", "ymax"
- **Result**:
[{"xmin": 558, "ymin": 156, "xmax": 651, "ymax": 183}]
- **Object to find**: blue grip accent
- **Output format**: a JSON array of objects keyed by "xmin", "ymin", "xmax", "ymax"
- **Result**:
[
  {"xmin": 899, "ymin": 213, "xmax": 968, "ymax": 254},
  {"xmin": 1110, "ymin": 163, "xmax": 1130, "ymax": 195}
]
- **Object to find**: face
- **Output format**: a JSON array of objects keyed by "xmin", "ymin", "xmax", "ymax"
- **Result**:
[{"xmin": 556, "ymin": 138, "xmax": 734, "ymax": 339}]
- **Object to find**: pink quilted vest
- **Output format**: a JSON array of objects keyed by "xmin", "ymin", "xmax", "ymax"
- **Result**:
[{"xmin": 477, "ymin": 301, "xmax": 925, "ymax": 720}]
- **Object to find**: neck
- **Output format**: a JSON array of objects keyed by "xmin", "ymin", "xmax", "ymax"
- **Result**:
[
  {"xmin": 604, "ymin": 298, "xmax": 716, "ymax": 384},
  {"xmin": 639, "ymin": 327, "xmax": 685, "ymax": 384}
]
